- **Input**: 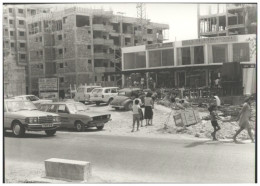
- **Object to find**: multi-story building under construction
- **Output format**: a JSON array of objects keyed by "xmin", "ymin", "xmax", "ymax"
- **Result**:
[
  {"xmin": 25, "ymin": 6, "xmax": 169, "ymax": 97},
  {"xmin": 197, "ymin": 3, "xmax": 256, "ymax": 38},
  {"xmin": 3, "ymin": 4, "xmax": 51, "ymax": 96}
]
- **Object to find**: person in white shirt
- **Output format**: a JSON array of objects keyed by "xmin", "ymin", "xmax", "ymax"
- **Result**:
[
  {"xmin": 132, "ymin": 99, "xmax": 141, "ymax": 132},
  {"xmin": 133, "ymin": 95, "xmax": 144, "ymax": 127}
]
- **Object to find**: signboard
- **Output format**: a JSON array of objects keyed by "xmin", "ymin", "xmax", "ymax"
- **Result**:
[
  {"xmin": 241, "ymin": 64, "xmax": 255, "ymax": 68},
  {"xmin": 146, "ymin": 42, "xmax": 174, "ymax": 50},
  {"xmin": 39, "ymin": 78, "xmax": 58, "ymax": 92},
  {"xmin": 182, "ymin": 36, "xmax": 237, "ymax": 46},
  {"xmin": 173, "ymin": 109, "xmax": 201, "ymax": 127}
]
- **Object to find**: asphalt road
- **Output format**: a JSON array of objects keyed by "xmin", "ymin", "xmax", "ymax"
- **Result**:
[{"xmin": 4, "ymin": 130, "xmax": 256, "ymax": 183}]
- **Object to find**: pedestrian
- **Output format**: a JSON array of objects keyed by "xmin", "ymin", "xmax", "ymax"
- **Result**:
[
  {"xmin": 133, "ymin": 94, "xmax": 144, "ymax": 127},
  {"xmin": 208, "ymin": 105, "xmax": 223, "ymax": 141},
  {"xmin": 233, "ymin": 97, "xmax": 255, "ymax": 143},
  {"xmin": 132, "ymin": 99, "xmax": 141, "ymax": 132},
  {"xmin": 144, "ymin": 92, "xmax": 154, "ymax": 126}
]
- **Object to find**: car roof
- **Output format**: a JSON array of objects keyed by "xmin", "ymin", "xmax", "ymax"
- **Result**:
[
  {"xmin": 119, "ymin": 88, "xmax": 141, "ymax": 91},
  {"xmin": 94, "ymin": 87, "xmax": 119, "ymax": 89},
  {"xmin": 78, "ymin": 86, "xmax": 101, "ymax": 88},
  {"xmin": 41, "ymin": 102, "xmax": 82, "ymax": 105},
  {"xmin": 5, "ymin": 99, "xmax": 30, "ymax": 102}
]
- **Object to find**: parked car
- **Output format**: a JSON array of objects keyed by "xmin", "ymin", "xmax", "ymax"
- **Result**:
[
  {"xmin": 4, "ymin": 99, "xmax": 61, "ymax": 137},
  {"xmin": 13, "ymin": 95, "xmax": 52, "ymax": 108},
  {"xmin": 110, "ymin": 88, "xmax": 145, "ymax": 111},
  {"xmin": 90, "ymin": 87, "xmax": 119, "ymax": 105},
  {"xmin": 74, "ymin": 85, "xmax": 101, "ymax": 103},
  {"xmin": 39, "ymin": 102, "xmax": 111, "ymax": 132}
]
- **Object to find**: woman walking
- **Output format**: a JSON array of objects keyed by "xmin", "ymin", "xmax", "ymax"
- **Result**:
[
  {"xmin": 233, "ymin": 97, "xmax": 255, "ymax": 143},
  {"xmin": 144, "ymin": 92, "xmax": 154, "ymax": 126}
]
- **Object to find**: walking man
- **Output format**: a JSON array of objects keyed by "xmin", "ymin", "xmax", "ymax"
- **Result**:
[{"xmin": 233, "ymin": 97, "xmax": 255, "ymax": 143}]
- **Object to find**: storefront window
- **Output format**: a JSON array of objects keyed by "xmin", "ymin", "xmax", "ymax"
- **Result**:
[
  {"xmin": 212, "ymin": 44, "xmax": 228, "ymax": 63},
  {"xmin": 181, "ymin": 47, "xmax": 191, "ymax": 65},
  {"xmin": 135, "ymin": 52, "xmax": 146, "ymax": 68},
  {"xmin": 194, "ymin": 46, "xmax": 204, "ymax": 64},
  {"xmin": 124, "ymin": 52, "xmax": 146, "ymax": 69},
  {"xmin": 186, "ymin": 70, "xmax": 206, "ymax": 88},
  {"xmin": 233, "ymin": 43, "xmax": 250, "ymax": 62},
  {"xmin": 149, "ymin": 50, "xmax": 161, "ymax": 67},
  {"xmin": 162, "ymin": 49, "xmax": 174, "ymax": 66},
  {"xmin": 124, "ymin": 53, "xmax": 135, "ymax": 69}
]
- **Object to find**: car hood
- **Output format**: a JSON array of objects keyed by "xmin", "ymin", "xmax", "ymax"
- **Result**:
[
  {"xmin": 111, "ymin": 96, "xmax": 130, "ymax": 105},
  {"xmin": 33, "ymin": 99, "xmax": 52, "ymax": 104},
  {"xmin": 8, "ymin": 110, "xmax": 58, "ymax": 117},
  {"xmin": 74, "ymin": 110, "xmax": 109, "ymax": 117}
]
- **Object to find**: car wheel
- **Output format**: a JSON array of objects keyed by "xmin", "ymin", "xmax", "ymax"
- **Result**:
[
  {"xmin": 97, "ymin": 125, "xmax": 104, "ymax": 130},
  {"xmin": 125, "ymin": 102, "xmax": 133, "ymax": 111},
  {"xmin": 12, "ymin": 122, "xmax": 25, "ymax": 137},
  {"xmin": 96, "ymin": 102, "xmax": 100, "ymax": 106},
  {"xmin": 75, "ymin": 121, "xmax": 85, "ymax": 132},
  {"xmin": 45, "ymin": 130, "xmax": 56, "ymax": 136}
]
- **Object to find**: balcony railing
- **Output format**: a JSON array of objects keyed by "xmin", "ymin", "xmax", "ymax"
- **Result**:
[
  {"xmin": 94, "ymin": 53, "xmax": 114, "ymax": 59},
  {"xmin": 93, "ymin": 38, "xmax": 114, "ymax": 45},
  {"xmin": 92, "ymin": 24, "xmax": 113, "ymax": 32},
  {"xmin": 94, "ymin": 67, "xmax": 115, "ymax": 73}
]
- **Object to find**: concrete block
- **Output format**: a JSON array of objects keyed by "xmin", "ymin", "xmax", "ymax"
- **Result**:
[{"xmin": 44, "ymin": 158, "xmax": 91, "ymax": 181}]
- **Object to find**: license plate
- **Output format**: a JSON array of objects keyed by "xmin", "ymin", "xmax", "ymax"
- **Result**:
[
  {"xmin": 96, "ymin": 123, "xmax": 104, "ymax": 127},
  {"xmin": 43, "ymin": 123, "xmax": 53, "ymax": 127},
  {"xmin": 94, "ymin": 94, "xmax": 98, "ymax": 97}
]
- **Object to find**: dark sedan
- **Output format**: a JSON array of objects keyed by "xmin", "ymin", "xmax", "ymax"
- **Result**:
[
  {"xmin": 110, "ymin": 88, "xmax": 145, "ymax": 111},
  {"xmin": 39, "ymin": 102, "xmax": 111, "ymax": 131}
]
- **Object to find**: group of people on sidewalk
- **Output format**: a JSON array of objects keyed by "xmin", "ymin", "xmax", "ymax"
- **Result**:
[{"xmin": 131, "ymin": 92, "xmax": 154, "ymax": 132}]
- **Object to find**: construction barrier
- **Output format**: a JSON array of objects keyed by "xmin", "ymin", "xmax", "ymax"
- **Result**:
[{"xmin": 173, "ymin": 109, "xmax": 201, "ymax": 127}]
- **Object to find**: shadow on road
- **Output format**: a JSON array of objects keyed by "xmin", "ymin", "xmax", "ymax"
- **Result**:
[
  {"xmin": 58, "ymin": 128, "xmax": 106, "ymax": 133},
  {"xmin": 185, "ymin": 139, "xmax": 245, "ymax": 148},
  {"xmin": 4, "ymin": 131, "xmax": 55, "ymax": 139},
  {"xmin": 184, "ymin": 139, "xmax": 233, "ymax": 148}
]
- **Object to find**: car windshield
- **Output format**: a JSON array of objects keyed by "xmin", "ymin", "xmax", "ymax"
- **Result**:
[
  {"xmin": 92, "ymin": 89, "xmax": 102, "ymax": 94},
  {"xmin": 27, "ymin": 95, "xmax": 40, "ymax": 101},
  {"xmin": 6, "ymin": 100, "xmax": 37, "ymax": 112},
  {"xmin": 67, "ymin": 103, "xmax": 88, "ymax": 113}
]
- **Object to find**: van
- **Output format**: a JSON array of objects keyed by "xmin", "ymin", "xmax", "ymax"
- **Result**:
[
  {"xmin": 90, "ymin": 87, "xmax": 119, "ymax": 105},
  {"xmin": 74, "ymin": 86, "xmax": 101, "ymax": 103}
]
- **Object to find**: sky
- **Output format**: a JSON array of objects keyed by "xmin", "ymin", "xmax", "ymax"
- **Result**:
[{"xmin": 54, "ymin": 3, "xmax": 199, "ymax": 41}]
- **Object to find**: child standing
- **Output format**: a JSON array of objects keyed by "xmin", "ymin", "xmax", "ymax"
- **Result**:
[
  {"xmin": 208, "ymin": 105, "xmax": 223, "ymax": 141},
  {"xmin": 132, "ymin": 99, "xmax": 141, "ymax": 132}
]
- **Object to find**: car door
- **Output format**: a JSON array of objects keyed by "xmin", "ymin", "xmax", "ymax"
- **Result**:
[
  {"xmin": 103, "ymin": 88, "xmax": 111, "ymax": 102},
  {"xmin": 56, "ymin": 104, "xmax": 71, "ymax": 128},
  {"xmin": 111, "ymin": 88, "xmax": 118, "ymax": 97}
]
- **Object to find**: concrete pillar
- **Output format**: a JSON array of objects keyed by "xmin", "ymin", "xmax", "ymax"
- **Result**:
[
  {"xmin": 228, "ymin": 43, "xmax": 233, "ymax": 62},
  {"xmin": 122, "ymin": 74, "xmax": 125, "ymax": 87},
  {"xmin": 204, "ymin": 44, "xmax": 209, "ymax": 64},
  {"xmin": 190, "ymin": 47, "xmax": 194, "ymax": 65},
  {"xmin": 146, "ymin": 72, "xmax": 149, "ymax": 88}
]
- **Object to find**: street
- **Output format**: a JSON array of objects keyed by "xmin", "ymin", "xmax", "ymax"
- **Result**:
[{"xmin": 4, "ymin": 128, "xmax": 255, "ymax": 183}]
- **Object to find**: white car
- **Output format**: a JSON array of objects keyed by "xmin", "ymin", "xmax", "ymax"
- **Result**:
[
  {"xmin": 74, "ymin": 86, "xmax": 101, "ymax": 103},
  {"xmin": 4, "ymin": 99, "xmax": 60, "ymax": 137},
  {"xmin": 90, "ymin": 87, "xmax": 119, "ymax": 105},
  {"xmin": 13, "ymin": 95, "xmax": 52, "ymax": 108}
]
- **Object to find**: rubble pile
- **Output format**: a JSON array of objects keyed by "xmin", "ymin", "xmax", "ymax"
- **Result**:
[{"xmin": 157, "ymin": 100, "xmax": 256, "ymax": 140}]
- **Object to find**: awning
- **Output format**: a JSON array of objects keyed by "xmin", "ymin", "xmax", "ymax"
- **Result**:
[{"xmin": 118, "ymin": 64, "xmax": 223, "ymax": 74}]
